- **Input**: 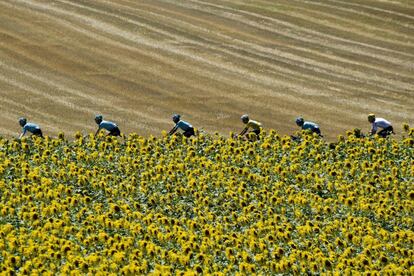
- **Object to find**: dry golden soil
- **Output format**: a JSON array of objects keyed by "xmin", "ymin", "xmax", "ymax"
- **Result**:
[{"xmin": 0, "ymin": 0, "xmax": 413, "ymax": 140}]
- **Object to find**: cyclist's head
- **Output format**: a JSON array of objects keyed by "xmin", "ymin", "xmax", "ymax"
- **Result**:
[
  {"xmin": 295, "ymin": 117, "xmax": 304, "ymax": 126},
  {"xmin": 241, "ymin": 114, "xmax": 249, "ymax": 124},
  {"xmin": 368, "ymin": 114, "xmax": 375, "ymax": 123},
  {"xmin": 18, "ymin": 117, "xmax": 27, "ymax": 127},
  {"xmin": 172, "ymin": 114, "xmax": 181, "ymax": 124},
  {"xmin": 95, "ymin": 114, "xmax": 103, "ymax": 124}
]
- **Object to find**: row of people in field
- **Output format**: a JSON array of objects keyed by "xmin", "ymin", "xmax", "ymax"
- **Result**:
[{"xmin": 18, "ymin": 113, "xmax": 394, "ymax": 139}]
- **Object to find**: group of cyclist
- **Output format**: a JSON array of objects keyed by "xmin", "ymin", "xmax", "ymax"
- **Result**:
[{"xmin": 18, "ymin": 113, "xmax": 394, "ymax": 140}]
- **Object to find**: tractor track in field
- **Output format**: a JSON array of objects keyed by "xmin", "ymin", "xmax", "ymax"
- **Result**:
[{"xmin": 0, "ymin": 0, "xmax": 413, "ymax": 139}]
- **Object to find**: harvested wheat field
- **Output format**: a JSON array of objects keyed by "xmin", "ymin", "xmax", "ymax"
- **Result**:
[{"xmin": 0, "ymin": 0, "xmax": 413, "ymax": 140}]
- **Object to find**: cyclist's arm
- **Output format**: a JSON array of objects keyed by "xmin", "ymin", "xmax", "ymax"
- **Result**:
[
  {"xmin": 19, "ymin": 128, "xmax": 27, "ymax": 139},
  {"xmin": 239, "ymin": 127, "xmax": 248, "ymax": 136},
  {"xmin": 94, "ymin": 127, "xmax": 101, "ymax": 137},
  {"xmin": 369, "ymin": 123, "xmax": 377, "ymax": 135},
  {"xmin": 169, "ymin": 125, "xmax": 179, "ymax": 135}
]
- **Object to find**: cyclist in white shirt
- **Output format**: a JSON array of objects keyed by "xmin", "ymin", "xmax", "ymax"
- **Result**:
[
  {"xmin": 94, "ymin": 115, "xmax": 121, "ymax": 137},
  {"xmin": 368, "ymin": 114, "xmax": 394, "ymax": 138}
]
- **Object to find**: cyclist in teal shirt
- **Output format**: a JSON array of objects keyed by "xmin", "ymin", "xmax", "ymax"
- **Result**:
[
  {"xmin": 168, "ymin": 114, "xmax": 195, "ymax": 137},
  {"xmin": 18, "ymin": 117, "xmax": 43, "ymax": 139},
  {"xmin": 94, "ymin": 115, "xmax": 121, "ymax": 137},
  {"xmin": 295, "ymin": 117, "xmax": 322, "ymax": 136}
]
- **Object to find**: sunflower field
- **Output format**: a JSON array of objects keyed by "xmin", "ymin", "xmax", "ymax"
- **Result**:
[{"xmin": 0, "ymin": 128, "xmax": 413, "ymax": 275}]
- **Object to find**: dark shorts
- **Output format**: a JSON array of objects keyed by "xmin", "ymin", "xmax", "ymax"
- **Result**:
[
  {"xmin": 378, "ymin": 126, "xmax": 394, "ymax": 138},
  {"xmin": 109, "ymin": 127, "xmax": 121, "ymax": 136},
  {"xmin": 248, "ymin": 129, "xmax": 261, "ymax": 138},
  {"xmin": 251, "ymin": 129, "xmax": 260, "ymax": 136},
  {"xmin": 313, "ymin": 128, "xmax": 321, "ymax": 135},
  {"xmin": 183, "ymin": 127, "xmax": 195, "ymax": 138},
  {"xmin": 32, "ymin": 129, "xmax": 43, "ymax": 138}
]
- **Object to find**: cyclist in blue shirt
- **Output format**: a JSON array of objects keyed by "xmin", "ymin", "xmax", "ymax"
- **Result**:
[
  {"xmin": 18, "ymin": 117, "xmax": 43, "ymax": 139},
  {"xmin": 295, "ymin": 117, "xmax": 322, "ymax": 136},
  {"xmin": 94, "ymin": 115, "xmax": 121, "ymax": 137},
  {"xmin": 168, "ymin": 114, "xmax": 195, "ymax": 137}
]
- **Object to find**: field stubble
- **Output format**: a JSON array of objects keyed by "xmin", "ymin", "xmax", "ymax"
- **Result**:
[{"xmin": 0, "ymin": 0, "xmax": 413, "ymax": 140}]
